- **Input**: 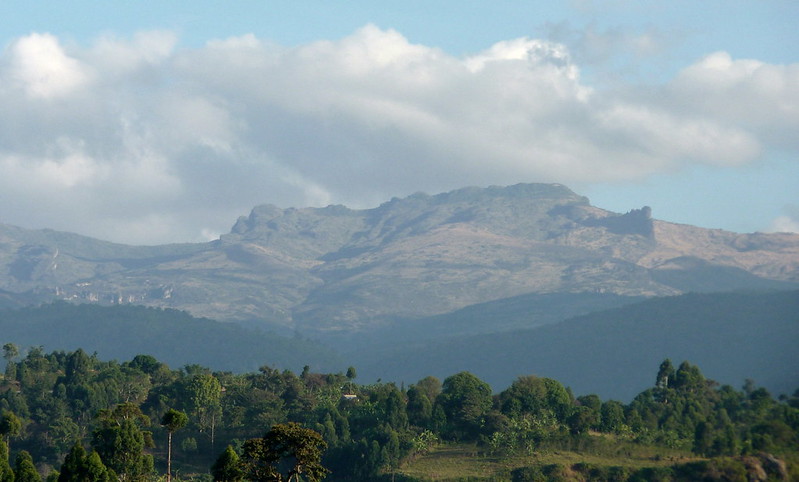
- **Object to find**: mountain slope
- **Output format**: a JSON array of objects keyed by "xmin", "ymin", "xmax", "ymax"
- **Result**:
[
  {"xmin": 0, "ymin": 302, "xmax": 343, "ymax": 373},
  {"xmin": 1, "ymin": 183, "xmax": 798, "ymax": 332},
  {"xmin": 352, "ymin": 290, "xmax": 799, "ymax": 400}
]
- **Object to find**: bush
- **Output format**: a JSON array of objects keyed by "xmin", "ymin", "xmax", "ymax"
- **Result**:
[
  {"xmin": 627, "ymin": 466, "xmax": 674, "ymax": 482},
  {"xmin": 674, "ymin": 458, "xmax": 747, "ymax": 482},
  {"xmin": 510, "ymin": 466, "xmax": 546, "ymax": 482},
  {"xmin": 510, "ymin": 464, "xmax": 570, "ymax": 481}
]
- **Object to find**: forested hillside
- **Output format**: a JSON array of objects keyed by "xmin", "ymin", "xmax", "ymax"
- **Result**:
[
  {"xmin": 0, "ymin": 348, "xmax": 795, "ymax": 481},
  {"xmin": 0, "ymin": 303, "xmax": 342, "ymax": 374},
  {"xmin": 354, "ymin": 290, "xmax": 799, "ymax": 400},
  {"xmin": 1, "ymin": 289, "xmax": 796, "ymax": 402}
]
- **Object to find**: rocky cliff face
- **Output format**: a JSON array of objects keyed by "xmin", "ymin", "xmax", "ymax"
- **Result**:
[{"xmin": 1, "ymin": 183, "xmax": 797, "ymax": 332}]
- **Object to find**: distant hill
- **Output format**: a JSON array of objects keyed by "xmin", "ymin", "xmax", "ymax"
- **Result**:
[
  {"xmin": 0, "ymin": 302, "xmax": 343, "ymax": 374},
  {"xmin": 331, "ymin": 292, "xmax": 646, "ymax": 348},
  {"xmin": 351, "ymin": 290, "xmax": 799, "ymax": 400},
  {"xmin": 1, "ymin": 183, "xmax": 798, "ymax": 334},
  {"xmin": 1, "ymin": 290, "xmax": 795, "ymax": 401}
]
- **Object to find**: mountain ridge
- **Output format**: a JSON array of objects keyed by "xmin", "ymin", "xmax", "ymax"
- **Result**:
[{"xmin": 1, "ymin": 182, "xmax": 798, "ymax": 333}]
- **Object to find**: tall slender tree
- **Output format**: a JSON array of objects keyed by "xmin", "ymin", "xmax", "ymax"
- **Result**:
[
  {"xmin": 160, "ymin": 409, "xmax": 188, "ymax": 482},
  {"xmin": 2, "ymin": 344, "xmax": 18, "ymax": 381}
]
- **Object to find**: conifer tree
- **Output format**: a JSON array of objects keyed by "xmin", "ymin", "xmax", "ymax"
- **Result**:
[
  {"xmin": 58, "ymin": 442, "xmax": 87, "ymax": 482},
  {"xmin": 91, "ymin": 403, "xmax": 153, "ymax": 481},
  {"xmin": 15, "ymin": 450, "xmax": 42, "ymax": 482},
  {"xmin": 0, "ymin": 440, "xmax": 13, "ymax": 482},
  {"xmin": 211, "ymin": 445, "xmax": 243, "ymax": 482}
]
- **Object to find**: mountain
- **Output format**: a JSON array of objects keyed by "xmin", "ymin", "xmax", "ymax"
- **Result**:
[
  {"xmin": 351, "ymin": 290, "xmax": 799, "ymax": 401},
  {"xmin": 1, "ymin": 183, "xmax": 798, "ymax": 334}
]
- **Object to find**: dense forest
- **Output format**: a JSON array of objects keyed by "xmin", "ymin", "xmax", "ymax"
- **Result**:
[{"xmin": 0, "ymin": 345, "xmax": 796, "ymax": 481}]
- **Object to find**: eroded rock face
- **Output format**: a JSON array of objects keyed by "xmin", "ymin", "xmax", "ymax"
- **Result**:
[
  {"xmin": 741, "ymin": 453, "xmax": 790, "ymax": 481},
  {"xmin": 1, "ymin": 183, "xmax": 797, "ymax": 332}
]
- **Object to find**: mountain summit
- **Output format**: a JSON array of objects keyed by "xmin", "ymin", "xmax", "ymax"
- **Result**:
[{"xmin": 1, "ymin": 183, "xmax": 797, "ymax": 332}]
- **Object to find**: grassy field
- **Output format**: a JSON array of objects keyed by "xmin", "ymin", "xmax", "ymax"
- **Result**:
[{"xmin": 395, "ymin": 436, "xmax": 699, "ymax": 481}]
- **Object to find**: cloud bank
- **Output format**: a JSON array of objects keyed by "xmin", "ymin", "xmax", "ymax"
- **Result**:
[{"xmin": 1, "ymin": 26, "xmax": 797, "ymax": 243}]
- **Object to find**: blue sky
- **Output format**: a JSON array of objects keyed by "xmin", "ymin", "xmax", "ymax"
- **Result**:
[{"xmin": 0, "ymin": 1, "xmax": 797, "ymax": 244}]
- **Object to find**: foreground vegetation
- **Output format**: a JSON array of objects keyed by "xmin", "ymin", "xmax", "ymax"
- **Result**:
[{"xmin": 0, "ymin": 343, "xmax": 796, "ymax": 481}]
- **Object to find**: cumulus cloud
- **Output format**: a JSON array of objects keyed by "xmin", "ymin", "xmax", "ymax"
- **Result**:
[
  {"xmin": 768, "ymin": 206, "xmax": 799, "ymax": 234},
  {"xmin": 3, "ymin": 33, "xmax": 90, "ymax": 98},
  {"xmin": 669, "ymin": 51, "xmax": 799, "ymax": 148},
  {"xmin": 0, "ymin": 26, "xmax": 796, "ymax": 244}
]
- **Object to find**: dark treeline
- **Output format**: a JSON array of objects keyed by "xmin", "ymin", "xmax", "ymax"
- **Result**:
[{"xmin": 0, "ymin": 345, "xmax": 797, "ymax": 481}]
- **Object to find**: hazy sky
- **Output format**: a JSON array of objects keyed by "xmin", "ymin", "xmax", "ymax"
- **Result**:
[{"xmin": 1, "ymin": 1, "xmax": 797, "ymax": 245}]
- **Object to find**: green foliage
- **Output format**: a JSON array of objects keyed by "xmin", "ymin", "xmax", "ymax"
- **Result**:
[
  {"xmin": 58, "ymin": 442, "xmax": 114, "ymax": 482},
  {"xmin": 674, "ymin": 458, "xmax": 749, "ymax": 482},
  {"xmin": 438, "ymin": 372, "xmax": 492, "ymax": 440},
  {"xmin": 84, "ymin": 451, "xmax": 115, "ymax": 482},
  {"xmin": 510, "ymin": 464, "xmax": 569, "ymax": 482},
  {"xmin": 0, "ymin": 440, "xmax": 13, "ymax": 482},
  {"xmin": 58, "ymin": 442, "xmax": 87, "ymax": 481},
  {"xmin": 0, "ymin": 302, "xmax": 342, "ymax": 375},
  {"xmin": 241, "ymin": 422, "xmax": 329, "ymax": 482},
  {"xmin": 91, "ymin": 403, "xmax": 154, "ymax": 481},
  {"xmin": 161, "ymin": 409, "xmax": 189, "ymax": 434},
  {"xmin": 0, "ymin": 345, "xmax": 797, "ymax": 481},
  {"xmin": 0, "ymin": 412, "xmax": 21, "ymax": 440},
  {"xmin": 600, "ymin": 400, "xmax": 626, "ymax": 433},
  {"xmin": 14, "ymin": 450, "xmax": 41, "ymax": 482},
  {"xmin": 211, "ymin": 445, "xmax": 243, "ymax": 482},
  {"xmin": 180, "ymin": 438, "xmax": 198, "ymax": 453},
  {"xmin": 500, "ymin": 376, "xmax": 553, "ymax": 419},
  {"xmin": 488, "ymin": 412, "xmax": 559, "ymax": 455},
  {"xmin": 161, "ymin": 409, "xmax": 188, "ymax": 481}
]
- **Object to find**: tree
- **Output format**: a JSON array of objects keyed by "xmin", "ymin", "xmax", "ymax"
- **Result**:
[
  {"xmin": 241, "ymin": 422, "xmax": 328, "ymax": 482},
  {"xmin": 0, "ymin": 411, "xmax": 21, "ymax": 452},
  {"xmin": 567, "ymin": 406, "xmax": 597, "ymax": 435},
  {"xmin": 438, "ymin": 372, "xmax": 493, "ymax": 440},
  {"xmin": 499, "ymin": 376, "xmax": 570, "ymax": 421},
  {"xmin": 406, "ymin": 386, "xmax": 433, "ymax": 428},
  {"xmin": 63, "ymin": 349, "xmax": 91, "ymax": 385},
  {"xmin": 160, "ymin": 409, "xmax": 188, "ymax": 482},
  {"xmin": 0, "ymin": 440, "xmax": 13, "ymax": 482},
  {"xmin": 15, "ymin": 450, "xmax": 42, "ymax": 482},
  {"xmin": 599, "ymin": 400, "xmax": 626, "ymax": 433},
  {"xmin": 2, "ymin": 343, "xmax": 18, "ymax": 381},
  {"xmin": 91, "ymin": 403, "xmax": 154, "ymax": 481},
  {"xmin": 58, "ymin": 442, "xmax": 87, "ymax": 481},
  {"xmin": 415, "ymin": 376, "xmax": 442, "ymax": 405},
  {"xmin": 58, "ymin": 442, "xmax": 113, "ymax": 482},
  {"xmin": 656, "ymin": 359, "xmax": 675, "ymax": 389},
  {"xmin": 673, "ymin": 361, "xmax": 704, "ymax": 392},
  {"xmin": 693, "ymin": 421, "xmax": 713, "ymax": 455},
  {"xmin": 211, "ymin": 445, "xmax": 244, "ymax": 482},
  {"xmin": 185, "ymin": 374, "xmax": 222, "ymax": 453},
  {"xmin": 84, "ymin": 451, "xmax": 115, "ymax": 482}
]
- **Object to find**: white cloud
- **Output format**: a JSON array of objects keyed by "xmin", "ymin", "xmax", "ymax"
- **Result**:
[
  {"xmin": 768, "ymin": 205, "xmax": 799, "ymax": 234},
  {"xmin": 4, "ymin": 33, "xmax": 90, "ymax": 98},
  {"xmin": 769, "ymin": 216, "xmax": 799, "ymax": 234},
  {"xmin": 669, "ymin": 51, "xmax": 799, "ymax": 148},
  {"xmin": 0, "ymin": 26, "xmax": 796, "ymax": 244}
]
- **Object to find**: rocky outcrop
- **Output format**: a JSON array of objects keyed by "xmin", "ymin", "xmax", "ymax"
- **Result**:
[{"xmin": 0, "ymin": 183, "xmax": 797, "ymax": 332}]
